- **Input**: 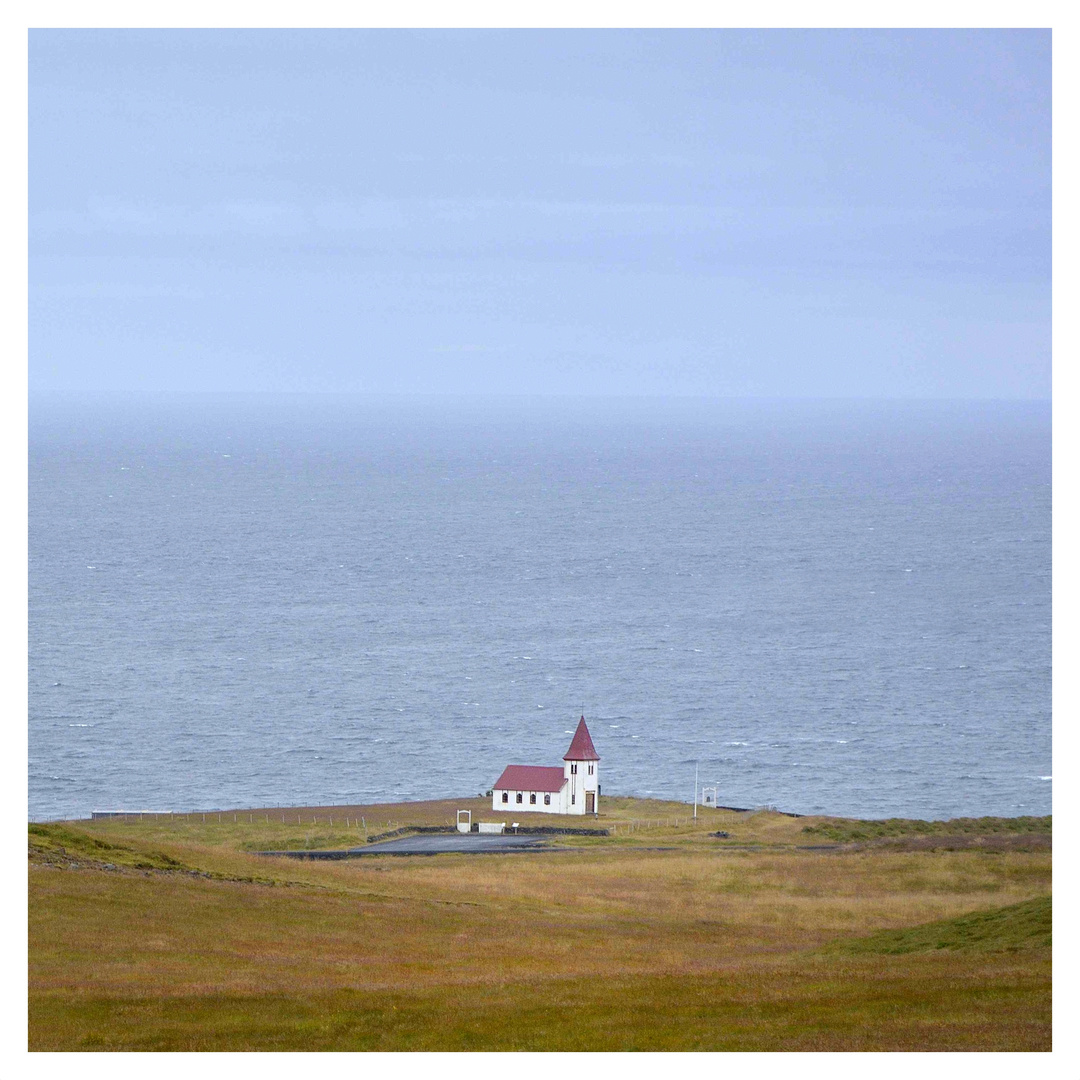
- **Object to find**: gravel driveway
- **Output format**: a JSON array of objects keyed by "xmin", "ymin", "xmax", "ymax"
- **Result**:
[{"xmin": 259, "ymin": 832, "xmax": 551, "ymax": 859}]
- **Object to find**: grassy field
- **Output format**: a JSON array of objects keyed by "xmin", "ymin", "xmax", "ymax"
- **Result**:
[{"xmin": 28, "ymin": 797, "xmax": 1051, "ymax": 1051}]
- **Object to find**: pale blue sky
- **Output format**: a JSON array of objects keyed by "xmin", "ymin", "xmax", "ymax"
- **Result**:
[{"xmin": 29, "ymin": 29, "xmax": 1051, "ymax": 398}]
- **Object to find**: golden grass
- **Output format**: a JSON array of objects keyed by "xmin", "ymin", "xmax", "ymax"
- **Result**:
[
  {"xmin": 31, "ymin": 953, "xmax": 1050, "ymax": 1051},
  {"xmin": 59, "ymin": 796, "xmax": 816, "ymax": 853},
  {"xmin": 29, "ymin": 799, "xmax": 1052, "ymax": 1051}
]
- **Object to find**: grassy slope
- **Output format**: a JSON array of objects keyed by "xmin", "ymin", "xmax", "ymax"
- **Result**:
[
  {"xmin": 29, "ymin": 800, "xmax": 1052, "ymax": 1051},
  {"xmin": 826, "ymin": 895, "xmax": 1052, "ymax": 956},
  {"xmin": 802, "ymin": 815, "xmax": 1052, "ymax": 841}
]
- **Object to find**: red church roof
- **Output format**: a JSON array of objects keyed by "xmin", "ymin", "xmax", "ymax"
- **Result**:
[
  {"xmin": 563, "ymin": 716, "xmax": 600, "ymax": 761},
  {"xmin": 493, "ymin": 765, "xmax": 567, "ymax": 792}
]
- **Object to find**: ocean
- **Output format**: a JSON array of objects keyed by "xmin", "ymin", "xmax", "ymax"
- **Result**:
[{"xmin": 28, "ymin": 395, "xmax": 1051, "ymax": 822}]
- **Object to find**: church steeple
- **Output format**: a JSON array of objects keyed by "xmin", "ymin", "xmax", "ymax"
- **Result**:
[{"xmin": 564, "ymin": 716, "xmax": 600, "ymax": 761}]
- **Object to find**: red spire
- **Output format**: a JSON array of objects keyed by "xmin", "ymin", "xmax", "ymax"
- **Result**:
[{"xmin": 563, "ymin": 716, "xmax": 600, "ymax": 761}]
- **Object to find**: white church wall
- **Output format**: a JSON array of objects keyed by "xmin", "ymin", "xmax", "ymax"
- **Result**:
[{"xmin": 492, "ymin": 788, "xmax": 565, "ymax": 813}]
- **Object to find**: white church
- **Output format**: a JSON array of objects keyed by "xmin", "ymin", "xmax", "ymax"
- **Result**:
[{"xmin": 492, "ymin": 716, "xmax": 600, "ymax": 816}]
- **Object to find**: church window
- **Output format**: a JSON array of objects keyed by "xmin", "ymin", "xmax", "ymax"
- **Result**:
[
  {"xmin": 570, "ymin": 763, "xmax": 578, "ymax": 775},
  {"xmin": 530, "ymin": 793, "xmax": 536, "ymax": 804},
  {"xmin": 502, "ymin": 792, "xmax": 508, "ymax": 804},
  {"xmin": 588, "ymin": 764, "xmax": 594, "ymax": 775},
  {"xmin": 516, "ymin": 792, "xmax": 522, "ymax": 804},
  {"xmin": 544, "ymin": 794, "xmax": 551, "ymax": 805}
]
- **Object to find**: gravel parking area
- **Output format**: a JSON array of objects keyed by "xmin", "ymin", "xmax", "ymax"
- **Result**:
[{"xmin": 259, "ymin": 832, "xmax": 551, "ymax": 859}]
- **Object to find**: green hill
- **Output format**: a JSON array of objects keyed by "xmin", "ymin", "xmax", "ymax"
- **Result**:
[{"xmin": 826, "ymin": 895, "xmax": 1051, "ymax": 956}]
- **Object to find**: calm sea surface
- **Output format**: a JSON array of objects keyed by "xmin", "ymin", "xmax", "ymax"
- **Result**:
[{"xmin": 29, "ymin": 396, "xmax": 1051, "ymax": 821}]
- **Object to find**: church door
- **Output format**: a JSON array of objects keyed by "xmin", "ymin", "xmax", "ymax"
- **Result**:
[{"xmin": 585, "ymin": 792, "xmax": 595, "ymax": 814}]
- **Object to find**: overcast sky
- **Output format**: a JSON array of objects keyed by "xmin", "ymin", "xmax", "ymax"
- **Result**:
[{"xmin": 29, "ymin": 29, "xmax": 1050, "ymax": 399}]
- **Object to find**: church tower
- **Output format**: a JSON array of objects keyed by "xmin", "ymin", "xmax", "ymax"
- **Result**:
[{"xmin": 563, "ymin": 716, "xmax": 600, "ymax": 815}]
